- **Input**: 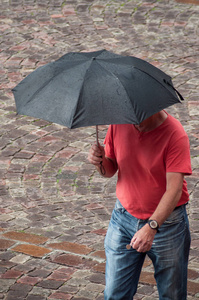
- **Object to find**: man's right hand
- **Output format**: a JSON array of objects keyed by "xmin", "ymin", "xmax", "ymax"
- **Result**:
[
  {"xmin": 88, "ymin": 143, "xmax": 105, "ymax": 166},
  {"xmin": 88, "ymin": 143, "xmax": 118, "ymax": 178}
]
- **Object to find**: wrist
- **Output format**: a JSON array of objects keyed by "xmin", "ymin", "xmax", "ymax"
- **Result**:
[{"xmin": 147, "ymin": 219, "xmax": 159, "ymax": 233}]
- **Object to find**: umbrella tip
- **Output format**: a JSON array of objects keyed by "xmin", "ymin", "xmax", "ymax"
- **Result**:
[{"xmin": 163, "ymin": 79, "xmax": 184, "ymax": 101}]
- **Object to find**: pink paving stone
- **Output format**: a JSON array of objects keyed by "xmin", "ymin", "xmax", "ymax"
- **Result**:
[
  {"xmin": 191, "ymin": 239, "xmax": 199, "ymax": 248},
  {"xmin": 21, "ymin": 201, "xmax": 37, "ymax": 209},
  {"xmin": 0, "ymin": 239, "xmax": 15, "ymax": 250},
  {"xmin": 85, "ymin": 203, "xmax": 104, "ymax": 210},
  {"xmin": 0, "ymin": 178, "xmax": 6, "ymax": 184},
  {"xmin": 49, "ymin": 292, "xmax": 72, "ymax": 300},
  {"xmin": 189, "ymin": 101, "xmax": 199, "ymax": 106},
  {"xmin": 7, "ymin": 72, "xmax": 23, "ymax": 81},
  {"xmin": 0, "ymin": 207, "xmax": 13, "ymax": 213},
  {"xmin": 21, "ymin": 58, "xmax": 37, "ymax": 67},
  {"xmin": 31, "ymin": 129, "xmax": 49, "ymax": 136},
  {"xmin": 192, "ymin": 171, "xmax": 199, "ymax": 178},
  {"xmin": 12, "ymin": 244, "xmax": 51, "ymax": 258},
  {"xmin": 22, "ymin": 19, "xmax": 36, "ymax": 24},
  {"xmin": 161, "ymin": 22, "xmax": 174, "ymax": 26},
  {"xmin": 174, "ymin": 66, "xmax": 186, "ymax": 73},
  {"xmin": 0, "ymin": 269, "xmax": 23, "ymax": 279},
  {"xmin": 59, "ymin": 189, "xmax": 75, "ymax": 196},
  {"xmin": 188, "ymin": 268, "xmax": 199, "ymax": 280},
  {"xmin": 37, "ymin": 61, "xmax": 49, "ymax": 67},
  {"xmin": 0, "ymin": 261, "xmax": 15, "ymax": 269},
  {"xmin": 92, "ymin": 228, "xmax": 107, "ymax": 236},
  {"xmin": 174, "ymin": 21, "xmax": 187, "ymax": 26},
  {"xmin": 90, "ymin": 250, "xmax": 106, "ymax": 260},
  {"xmin": 9, "ymin": 45, "xmax": 28, "ymax": 51},
  {"xmin": 31, "ymin": 154, "xmax": 51, "ymax": 162},
  {"xmin": 47, "ymin": 242, "xmax": 93, "ymax": 255},
  {"xmin": 56, "ymin": 267, "xmax": 75, "ymax": 275},
  {"xmin": 187, "ymin": 280, "xmax": 199, "ymax": 295},
  {"xmin": 7, "ymin": 56, "xmax": 23, "ymax": 63},
  {"xmin": 14, "ymin": 150, "xmax": 35, "ymax": 159},
  {"xmin": 38, "ymin": 136, "xmax": 59, "ymax": 143},
  {"xmin": 23, "ymin": 174, "xmax": 40, "ymax": 181},
  {"xmin": 17, "ymin": 275, "xmax": 41, "ymax": 285},
  {"xmin": 51, "ymin": 253, "xmax": 93, "ymax": 268},
  {"xmin": 0, "ymin": 82, "xmax": 16, "ymax": 89},
  {"xmin": 141, "ymin": 2, "xmax": 156, "ymax": 6},
  {"xmin": 1, "ymin": 24, "xmax": 10, "ymax": 31},
  {"xmin": 93, "ymin": 262, "xmax": 106, "ymax": 273},
  {"xmin": 39, "ymin": 21, "xmax": 54, "ymax": 26},
  {"xmin": 0, "ymin": 70, "xmax": 6, "ymax": 76},
  {"xmin": 62, "ymin": 7, "xmax": 76, "ymax": 16},
  {"xmin": 0, "ymin": 53, "xmax": 10, "ymax": 63},
  {"xmin": 47, "ymin": 270, "xmax": 72, "ymax": 281},
  {"xmin": 3, "ymin": 231, "xmax": 48, "ymax": 244},
  {"xmin": 61, "ymin": 166, "xmax": 79, "ymax": 172},
  {"xmin": 51, "ymin": 14, "xmax": 64, "ymax": 18},
  {"xmin": 192, "ymin": 133, "xmax": 199, "ymax": 139},
  {"xmin": 55, "ymin": 148, "xmax": 79, "ymax": 159},
  {"xmin": 185, "ymin": 56, "xmax": 197, "ymax": 63},
  {"xmin": 150, "ymin": 61, "xmax": 161, "ymax": 68},
  {"xmin": 95, "ymin": 25, "xmax": 109, "ymax": 30}
]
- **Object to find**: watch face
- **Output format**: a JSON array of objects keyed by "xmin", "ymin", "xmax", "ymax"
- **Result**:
[{"xmin": 150, "ymin": 220, "xmax": 158, "ymax": 229}]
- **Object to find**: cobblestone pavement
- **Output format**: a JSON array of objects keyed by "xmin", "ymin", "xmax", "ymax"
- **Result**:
[{"xmin": 0, "ymin": 0, "xmax": 199, "ymax": 299}]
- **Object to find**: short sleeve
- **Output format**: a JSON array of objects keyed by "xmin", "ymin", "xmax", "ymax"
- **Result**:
[
  {"xmin": 166, "ymin": 133, "xmax": 192, "ymax": 175},
  {"xmin": 104, "ymin": 125, "xmax": 116, "ymax": 160}
]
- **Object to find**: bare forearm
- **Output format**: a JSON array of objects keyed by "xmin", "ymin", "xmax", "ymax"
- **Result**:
[
  {"xmin": 149, "ymin": 172, "xmax": 184, "ymax": 226},
  {"xmin": 150, "ymin": 188, "xmax": 182, "ymax": 227}
]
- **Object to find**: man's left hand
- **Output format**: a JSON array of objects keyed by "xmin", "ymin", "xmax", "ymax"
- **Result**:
[{"xmin": 130, "ymin": 224, "xmax": 156, "ymax": 253}]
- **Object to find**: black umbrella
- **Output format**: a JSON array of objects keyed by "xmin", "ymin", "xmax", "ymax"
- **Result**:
[{"xmin": 12, "ymin": 49, "xmax": 183, "ymax": 144}]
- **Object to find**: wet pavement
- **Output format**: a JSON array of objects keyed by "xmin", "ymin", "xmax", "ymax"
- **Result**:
[{"xmin": 0, "ymin": 0, "xmax": 199, "ymax": 299}]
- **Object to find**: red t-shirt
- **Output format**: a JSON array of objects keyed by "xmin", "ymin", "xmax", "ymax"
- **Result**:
[{"xmin": 104, "ymin": 113, "xmax": 192, "ymax": 219}]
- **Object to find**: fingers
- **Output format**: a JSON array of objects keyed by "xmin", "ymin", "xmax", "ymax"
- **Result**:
[
  {"xmin": 130, "ymin": 238, "xmax": 152, "ymax": 253},
  {"xmin": 130, "ymin": 225, "xmax": 155, "ymax": 253},
  {"xmin": 88, "ymin": 143, "xmax": 104, "ymax": 166}
]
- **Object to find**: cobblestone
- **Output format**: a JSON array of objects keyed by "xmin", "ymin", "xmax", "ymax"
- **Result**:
[{"xmin": 0, "ymin": 0, "xmax": 199, "ymax": 299}]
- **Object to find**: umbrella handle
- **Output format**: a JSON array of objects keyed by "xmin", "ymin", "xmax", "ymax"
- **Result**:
[
  {"xmin": 96, "ymin": 125, "xmax": 99, "ymax": 147},
  {"xmin": 96, "ymin": 125, "xmax": 106, "ymax": 176}
]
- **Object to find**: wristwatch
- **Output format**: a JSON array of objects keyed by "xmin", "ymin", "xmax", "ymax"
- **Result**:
[{"xmin": 147, "ymin": 220, "xmax": 159, "ymax": 232}]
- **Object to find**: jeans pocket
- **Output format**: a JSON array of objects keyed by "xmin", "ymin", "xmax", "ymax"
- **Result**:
[
  {"xmin": 164, "ymin": 205, "xmax": 185, "ymax": 224},
  {"xmin": 114, "ymin": 199, "xmax": 126, "ymax": 214}
]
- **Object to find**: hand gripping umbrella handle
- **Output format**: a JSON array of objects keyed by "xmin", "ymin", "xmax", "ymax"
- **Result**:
[{"xmin": 96, "ymin": 125, "xmax": 106, "ymax": 176}]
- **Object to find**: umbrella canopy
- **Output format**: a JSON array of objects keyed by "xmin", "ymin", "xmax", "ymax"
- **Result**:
[{"xmin": 13, "ymin": 49, "xmax": 183, "ymax": 131}]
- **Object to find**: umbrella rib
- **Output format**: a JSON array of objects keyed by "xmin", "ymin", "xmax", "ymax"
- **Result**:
[
  {"xmin": 20, "ymin": 61, "xmax": 90, "ymax": 109},
  {"xmin": 97, "ymin": 58, "xmax": 182, "ymax": 103},
  {"xmin": 70, "ymin": 59, "xmax": 95, "ymax": 128},
  {"xmin": 94, "ymin": 60, "xmax": 140, "ymax": 124},
  {"xmin": 20, "ymin": 76, "xmax": 54, "ymax": 108},
  {"xmin": 133, "ymin": 66, "xmax": 182, "ymax": 103}
]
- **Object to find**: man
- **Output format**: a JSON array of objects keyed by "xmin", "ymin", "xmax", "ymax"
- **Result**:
[{"xmin": 88, "ymin": 110, "xmax": 192, "ymax": 300}]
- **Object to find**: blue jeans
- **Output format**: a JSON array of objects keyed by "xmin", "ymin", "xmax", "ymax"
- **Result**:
[{"xmin": 104, "ymin": 199, "xmax": 191, "ymax": 300}]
